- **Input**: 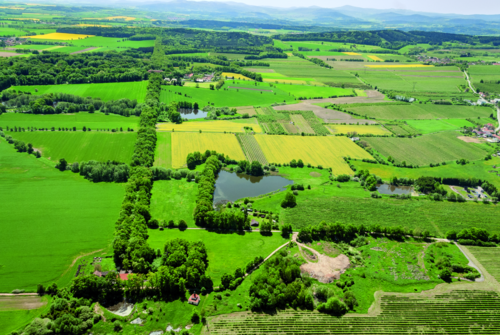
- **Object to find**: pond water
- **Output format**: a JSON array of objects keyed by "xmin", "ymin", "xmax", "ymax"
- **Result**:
[
  {"xmin": 179, "ymin": 109, "xmax": 208, "ymax": 119},
  {"xmin": 213, "ymin": 170, "xmax": 293, "ymax": 204},
  {"xmin": 377, "ymin": 184, "xmax": 414, "ymax": 195}
]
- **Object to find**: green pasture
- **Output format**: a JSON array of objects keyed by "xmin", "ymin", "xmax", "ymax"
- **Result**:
[
  {"xmin": 6, "ymin": 131, "xmax": 136, "ymax": 163},
  {"xmin": 469, "ymin": 65, "xmax": 500, "ymax": 93},
  {"xmin": 398, "ymin": 44, "xmax": 433, "ymax": 53},
  {"xmin": 147, "ymin": 229, "xmax": 289, "ymax": 285},
  {"xmin": 0, "ymin": 139, "xmax": 124, "ymax": 292},
  {"xmin": 154, "ymin": 132, "xmax": 172, "ymax": 168},
  {"xmin": 468, "ymin": 247, "xmax": 500, "ymax": 281},
  {"xmin": 23, "ymin": 36, "xmax": 155, "ymax": 51},
  {"xmin": 405, "ymin": 119, "xmax": 474, "ymax": 134},
  {"xmin": 274, "ymin": 83, "xmax": 352, "ymax": 98},
  {"xmin": 9, "ymin": 81, "xmax": 148, "ymax": 102},
  {"xmin": 160, "ymin": 84, "xmax": 295, "ymax": 107},
  {"xmin": 364, "ymin": 131, "xmax": 490, "ymax": 166},
  {"xmin": 274, "ymin": 40, "xmax": 387, "ymax": 52},
  {"xmin": 150, "ymin": 179, "xmax": 198, "ymax": 227},
  {"xmin": 0, "ymin": 112, "xmax": 140, "ymax": 131},
  {"xmin": 347, "ymin": 103, "xmax": 493, "ymax": 120},
  {"xmin": 353, "ymin": 156, "xmax": 500, "ymax": 189}
]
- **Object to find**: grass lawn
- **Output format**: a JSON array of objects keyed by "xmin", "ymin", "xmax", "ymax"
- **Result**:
[
  {"xmin": 9, "ymin": 81, "xmax": 148, "ymax": 102},
  {"xmin": 147, "ymin": 229, "xmax": 289, "ymax": 285},
  {"xmin": 0, "ymin": 139, "xmax": 124, "ymax": 292},
  {"xmin": 0, "ymin": 112, "xmax": 140, "ymax": 131},
  {"xmin": 150, "ymin": 179, "xmax": 198, "ymax": 227},
  {"xmin": 346, "ymin": 104, "xmax": 492, "ymax": 120},
  {"xmin": 154, "ymin": 132, "xmax": 172, "ymax": 168},
  {"xmin": 6, "ymin": 131, "xmax": 136, "ymax": 164},
  {"xmin": 363, "ymin": 131, "xmax": 490, "ymax": 166}
]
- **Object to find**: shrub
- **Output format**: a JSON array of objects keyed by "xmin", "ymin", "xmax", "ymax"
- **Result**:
[
  {"xmin": 179, "ymin": 220, "xmax": 188, "ymax": 230},
  {"xmin": 317, "ymin": 297, "xmax": 347, "ymax": 315},
  {"xmin": 113, "ymin": 321, "xmax": 122, "ymax": 331},
  {"xmin": 281, "ymin": 192, "xmax": 297, "ymax": 208}
]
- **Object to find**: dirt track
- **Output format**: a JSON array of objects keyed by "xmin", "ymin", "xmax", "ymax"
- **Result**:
[{"xmin": 70, "ymin": 47, "xmax": 98, "ymax": 54}]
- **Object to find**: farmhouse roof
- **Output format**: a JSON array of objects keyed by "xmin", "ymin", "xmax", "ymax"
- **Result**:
[
  {"xmin": 188, "ymin": 294, "xmax": 200, "ymax": 305},
  {"xmin": 250, "ymin": 219, "xmax": 259, "ymax": 226},
  {"xmin": 119, "ymin": 273, "xmax": 130, "ymax": 280},
  {"xmin": 93, "ymin": 271, "xmax": 109, "ymax": 277}
]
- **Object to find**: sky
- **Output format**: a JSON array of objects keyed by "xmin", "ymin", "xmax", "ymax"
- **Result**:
[{"xmin": 188, "ymin": 0, "xmax": 500, "ymax": 15}]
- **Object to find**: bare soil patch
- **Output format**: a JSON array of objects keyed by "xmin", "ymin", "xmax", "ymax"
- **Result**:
[
  {"xmin": 0, "ymin": 52, "xmax": 24, "ymax": 57},
  {"xmin": 0, "ymin": 296, "xmax": 46, "ymax": 310},
  {"xmin": 235, "ymin": 106, "xmax": 257, "ymax": 116},
  {"xmin": 106, "ymin": 301, "xmax": 134, "ymax": 316},
  {"xmin": 309, "ymin": 172, "xmax": 321, "ymax": 177},
  {"xmin": 227, "ymin": 86, "xmax": 272, "ymax": 92},
  {"xmin": 458, "ymin": 136, "xmax": 482, "ymax": 143},
  {"xmin": 70, "ymin": 47, "xmax": 98, "ymax": 55}
]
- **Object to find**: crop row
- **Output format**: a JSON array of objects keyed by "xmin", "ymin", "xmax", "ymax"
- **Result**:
[{"xmin": 237, "ymin": 134, "xmax": 268, "ymax": 165}]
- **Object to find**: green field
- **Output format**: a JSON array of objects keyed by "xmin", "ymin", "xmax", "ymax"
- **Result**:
[
  {"xmin": 0, "ymin": 139, "xmax": 124, "ymax": 292},
  {"xmin": 147, "ymin": 229, "xmax": 289, "ymax": 285},
  {"xmin": 0, "ymin": 112, "xmax": 140, "ymax": 131},
  {"xmin": 161, "ymin": 83, "xmax": 295, "ymax": 107},
  {"xmin": 363, "ymin": 131, "xmax": 490, "ymax": 166},
  {"xmin": 405, "ymin": 119, "xmax": 474, "ymax": 134},
  {"xmin": 6, "ymin": 131, "xmax": 136, "ymax": 163},
  {"xmin": 150, "ymin": 179, "xmax": 198, "ymax": 227},
  {"xmin": 22, "ymin": 36, "xmax": 155, "ymax": 51},
  {"xmin": 468, "ymin": 247, "xmax": 500, "ymax": 281},
  {"xmin": 469, "ymin": 65, "xmax": 500, "ymax": 93},
  {"xmin": 347, "ymin": 103, "xmax": 492, "ymax": 120},
  {"xmin": 154, "ymin": 132, "xmax": 172, "ymax": 168},
  {"xmin": 274, "ymin": 83, "xmax": 352, "ymax": 98},
  {"xmin": 0, "ymin": 296, "xmax": 51, "ymax": 335},
  {"xmin": 9, "ymin": 81, "xmax": 148, "ymax": 102}
]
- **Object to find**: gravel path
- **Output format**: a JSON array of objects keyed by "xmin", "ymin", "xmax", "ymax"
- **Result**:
[{"xmin": 454, "ymin": 242, "xmax": 485, "ymax": 282}]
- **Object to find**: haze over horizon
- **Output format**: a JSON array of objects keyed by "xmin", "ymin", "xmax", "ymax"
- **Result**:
[{"xmin": 155, "ymin": 0, "xmax": 500, "ymax": 15}]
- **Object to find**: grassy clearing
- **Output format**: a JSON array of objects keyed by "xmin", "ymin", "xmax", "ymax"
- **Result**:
[
  {"xmin": 0, "ymin": 112, "xmax": 139, "ymax": 131},
  {"xmin": 160, "ymin": 84, "xmax": 294, "ymax": 107},
  {"xmin": 346, "ymin": 104, "xmax": 491, "ymax": 120},
  {"xmin": 170, "ymin": 132, "xmax": 246, "ymax": 168},
  {"xmin": 150, "ymin": 179, "xmax": 198, "ymax": 227},
  {"xmin": 6, "ymin": 131, "xmax": 136, "ymax": 163},
  {"xmin": 147, "ymin": 229, "xmax": 289, "ymax": 285},
  {"xmin": 352, "ymin": 156, "xmax": 500, "ymax": 189},
  {"xmin": 254, "ymin": 135, "xmax": 373, "ymax": 174},
  {"xmin": 154, "ymin": 132, "xmax": 172, "ymax": 168},
  {"xmin": 364, "ymin": 131, "xmax": 490, "ymax": 166},
  {"xmin": 328, "ymin": 124, "xmax": 390, "ymax": 135},
  {"xmin": 468, "ymin": 247, "xmax": 500, "ymax": 281},
  {"xmin": 9, "ymin": 81, "xmax": 148, "ymax": 102},
  {"xmin": 158, "ymin": 120, "xmax": 262, "ymax": 135},
  {"xmin": 0, "ymin": 139, "xmax": 124, "ymax": 292}
]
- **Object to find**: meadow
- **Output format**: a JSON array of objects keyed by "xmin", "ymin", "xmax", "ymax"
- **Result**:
[
  {"xmin": 405, "ymin": 119, "xmax": 474, "ymax": 134},
  {"xmin": 364, "ymin": 131, "xmax": 490, "ymax": 166},
  {"xmin": 6, "ymin": 131, "xmax": 136, "ymax": 163},
  {"xmin": 160, "ymin": 85, "xmax": 294, "ymax": 107},
  {"xmin": 0, "ymin": 139, "xmax": 124, "ymax": 292},
  {"xmin": 9, "ymin": 81, "xmax": 148, "ymax": 102},
  {"xmin": 353, "ymin": 156, "xmax": 500, "ymax": 188},
  {"xmin": 0, "ymin": 112, "xmax": 140, "ymax": 131},
  {"xmin": 328, "ymin": 124, "xmax": 390, "ymax": 135},
  {"xmin": 157, "ymin": 120, "xmax": 263, "ymax": 134},
  {"xmin": 347, "ymin": 103, "xmax": 492, "ymax": 120},
  {"xmin": 170, "ymin": 132, "xmax": 246, "ymax": 168},
  {"xmin": 468, "ymin": 247, "xmax": 500, "ymax": 281},
  {"xmin": 274, "ymin": 83, "xmax": 352, "ymax": 98},
  {"xmin": 150, "ymin": 180, "xmax": 198, "ymax": 227},
  {"xmin": 147, "ymin": 229, "xmax": 289, "ymax": 285},
  {"xmin": 254, "ymin": 135, "xmax": 373, "ymax": 174},
  {"xmin": 154, "ymin": 132, "xmax": 172, "ymax": 168}
]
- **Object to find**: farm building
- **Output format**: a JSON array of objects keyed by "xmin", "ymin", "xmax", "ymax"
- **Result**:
[
  {"xmin": 188, "ymin": 294, "xmax": 200, "ymax": 306},
  {"xmin": 250, "ymin": 219, "xmax": 259, "ymax": 227},
  {"xmin": 93, "ymin": 271, "xmax": 109, "ymax": 277}
]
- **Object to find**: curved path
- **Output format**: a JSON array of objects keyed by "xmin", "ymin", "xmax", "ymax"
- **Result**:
[
  {"xmin": 464, "ymin": 71, "xmax": 477, "ymax": 94},
  {"xmin": 454, "ymin": 242, "xmax": 484, "ymax": 282}
]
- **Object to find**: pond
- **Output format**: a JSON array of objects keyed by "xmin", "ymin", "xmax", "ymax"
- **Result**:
[
  {"xmin": 213, "ymin": 170, "xmax": 293, "ymax": 204},
  {"xmin": 179, "ymin": 109, "xmax": 208, "ymax": 120},
  {"xmin": 377, "ymin": 184, "xmax": 414, "ymax": 195}
]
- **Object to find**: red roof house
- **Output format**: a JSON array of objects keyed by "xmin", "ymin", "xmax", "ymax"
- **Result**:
[
  {"xmin": 188, "ymin": 294, "xmax": 200, "ymax": 306},
  {"xmin": 119, "ymin": 273, "xmax": 130, "ymax": 281}
]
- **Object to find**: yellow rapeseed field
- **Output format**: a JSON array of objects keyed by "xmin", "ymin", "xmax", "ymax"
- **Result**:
[
  {"xmin": 157, "ymin": 120, "xmax": 263, "ymax": 133},
  {"xmin": 23, "ymin": 33, "xmax": 94, "ymax": 40},
  {"xmin": 328, "ymin": 125, "xmax": 390, "ymax": 135},
  {"xmin": 368, "ymin": 55, "xmax": 384, "ymax": 61},
  {"xmin": 171, "ymin": 133, "xmax": 246, "ymax": 168},
  {"xmin": 254, "ymin": 135, "xmax": 373, "ymax": 175},
  {"xmin": 222, "ymin": 72, "xmax": 253, "ymax": 80},
  {"xmin": 11, "ymin": 18, "xmax": 40, "ymax": 21},
  {"xmin": 343, "ymin": 52, "xmax": 361, "ymax": 56},
  {"xmin": 365, "ymin": 64, "xmax": 434, "ymax": 68}
]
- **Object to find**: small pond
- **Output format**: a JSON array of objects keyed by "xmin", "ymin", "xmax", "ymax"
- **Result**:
[
  {"xmin": 377, "ymin": 184, "xmax": 414, "ymax": 195},
  {"xmin": 179, "ymin": 109, "xmax": 208, "ymax": 119},
  {"xmin": 213, "ymin": 170, "xmax": 293, "ymax": 204}
]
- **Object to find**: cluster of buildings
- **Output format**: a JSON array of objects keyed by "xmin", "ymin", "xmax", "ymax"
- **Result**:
[
  {"xmin": 180, "ymin": 72, "xmax": 215, "ymax": 83},
  {"xmin": 415, "ymin": 54, "xmax": 453, "ymax": 64},
  {"xmin": 472, "ymin": 123, "xmax": 500, "ymax": 142}
]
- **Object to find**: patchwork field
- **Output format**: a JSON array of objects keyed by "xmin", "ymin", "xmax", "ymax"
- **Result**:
[
  {"xmin": 9, "ymin": 81, "xmax": 148, "ymax": 102},
  {"xmin": 170, "ymin": 132, "xmax": 246, "ymax": 168},
  {"xmin": 0, "ymin": 139, "xmax": 124, "ymax": 292},
  {"xmin": 364, "ymin": 131, "xmax": 490, "ymax": 166},
  {"xmin": 147, "ymin": 229, "xmax": 289, "ymax": 285},
  {"xmin": 328, "ymin": 124, "xmax": 390, "ymax": 135},
  {"xmin": 347, "ymin": 103, "xmax": 492, "ymax": 120},
  {"xmin": 23, "ymin": 33, "xmax": 94, "ymax": 40},
  {"xmin": 0, "ymin": 112, "xmax": 140, "ymax": 131},
  {"xmin": 158, "ymin": 120, "xmax": 262, "ymax": 134},
  {"xmin": 6, "ymin": 131, "xmax": 136, "ymax": 163},
  {"xmin": 254, "ymin": 135, "xmax": 373, "ymax": 174}
]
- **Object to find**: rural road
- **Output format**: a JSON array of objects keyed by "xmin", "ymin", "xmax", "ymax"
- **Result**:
[
  {"xmin": 454, "ymin": 242, "xmax": 484, "ymax": 282},
  {"xmin": 464, "ymin": 71, "xmax": 477, "ymax": 94},
  {"xmin": 496, "ymin": 106, "xmax": 500, "ymax": 132}
]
